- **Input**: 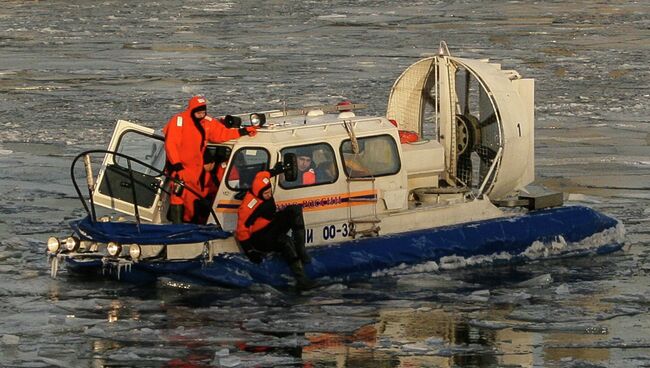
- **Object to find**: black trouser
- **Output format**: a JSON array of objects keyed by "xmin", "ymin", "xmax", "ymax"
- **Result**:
[{"xmin": 241, "ymin": 205, "xmax": 306, "ymax": 263}]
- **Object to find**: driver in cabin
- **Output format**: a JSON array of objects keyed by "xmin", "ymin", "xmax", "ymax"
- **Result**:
[
  {"xmin": 284, "ymin": 147, "xmax": 316, "ymax": 187},
  {"xmin": 163, "ymin": 95, "xmax": 257, "ymax": 224},
  {"xmin": 236, "ymin": 167, "xmax": 315, "ymax": 291}
]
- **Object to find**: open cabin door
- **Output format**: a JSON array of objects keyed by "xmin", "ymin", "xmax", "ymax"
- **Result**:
[{"xmin": 92, "ymin": 120, "xmax": 168, "ymax": 223}]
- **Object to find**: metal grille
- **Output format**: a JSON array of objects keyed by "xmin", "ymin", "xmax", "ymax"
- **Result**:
[{"xmin": 386, "ymin": 57, "xmax": 436, "ymax": 135}]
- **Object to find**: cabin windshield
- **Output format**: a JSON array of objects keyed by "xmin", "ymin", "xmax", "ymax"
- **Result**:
[
  {"xmin": 340, "ymin": 134, "xmax": 400, "ymax": 178},
  {"xmin": 225, "ymin": 147, "xmax": 270, "ymax": 191}
]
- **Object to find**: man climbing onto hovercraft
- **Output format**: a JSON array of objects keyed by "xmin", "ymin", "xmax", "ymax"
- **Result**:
[{"xmin": 235, "ymin": 164, "xmax": 316, "ymax": 291}]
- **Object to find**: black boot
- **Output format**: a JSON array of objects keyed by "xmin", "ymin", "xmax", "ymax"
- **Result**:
[
  {"xmin": 168, "ymin": 204, "xmax": 184, "ymax": 224},
  {"xmin": 287, "ymin": 205, "xmax": 311, "ymax": 264},
  {"xmin": 289, "ymin": 260, "xmax": 316, "ymax": 291},
  {"xmin": 292, "ymin": 228, "xmax": 311, "ymax": 264}
]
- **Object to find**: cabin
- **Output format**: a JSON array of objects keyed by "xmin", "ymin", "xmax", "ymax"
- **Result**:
[{"xmin": 93, "ymin": 107, "xmax": 500, "ymax": 258}]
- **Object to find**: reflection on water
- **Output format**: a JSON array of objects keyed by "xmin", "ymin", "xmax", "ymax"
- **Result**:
[
  {"xmin": 107, "ymin": 300, "xmax": 121, "ymax": 323},
  {"xmin": 35, "ymin": 254, "xmax": 640, "ymax": 367}
]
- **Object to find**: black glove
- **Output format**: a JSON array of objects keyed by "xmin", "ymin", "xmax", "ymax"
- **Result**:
[
  {"xmin": 238, "ymin": 126, "xmax": 257, "ymax": 137},
  {"xmin": 268, "ymin": 161, "xmax": 285, "ymax": 177},
  {"xmin": 168, "ymin": 162, "xmax": 184, "ymax": 173}
]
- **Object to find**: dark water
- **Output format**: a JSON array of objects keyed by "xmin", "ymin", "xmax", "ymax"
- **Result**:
[{"xmin": 1, "ymin": 1, "xmax": 649, "ymax": 367}]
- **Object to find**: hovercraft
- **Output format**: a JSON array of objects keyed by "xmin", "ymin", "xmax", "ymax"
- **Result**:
[{"xmin": 46, "ymin": 43, "xmax": 624, "ymax": 288}]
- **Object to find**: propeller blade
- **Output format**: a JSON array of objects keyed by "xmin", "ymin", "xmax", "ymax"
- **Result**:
[
  {"xmin": 479, "ymin": 112, "xmax": 497, "ymax": 128},
  {"xmin": 475, "ymin": 144, "xmax": 497, "ymax": 162}
]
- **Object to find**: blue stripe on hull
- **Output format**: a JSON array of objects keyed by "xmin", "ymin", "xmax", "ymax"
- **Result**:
[{"xmin": 65, "ymin": 205, "xmax": 621, "ymax": 288}]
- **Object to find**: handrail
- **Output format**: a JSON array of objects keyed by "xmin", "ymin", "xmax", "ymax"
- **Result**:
[
  {"xmin": 125, "ymin": 159, "xmax": 141, "ymax": 231},
  {"xmin": 70, "ymin": 149, "xmax": 219, "ymax": 227}
]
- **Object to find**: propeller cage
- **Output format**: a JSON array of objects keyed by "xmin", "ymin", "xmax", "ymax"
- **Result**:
[{"xmin": 387, "ymin": 53, "xmax": 535, "ymax": 200}]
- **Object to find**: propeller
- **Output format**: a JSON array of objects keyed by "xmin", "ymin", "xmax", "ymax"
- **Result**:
[
  {"xmin": 454, "ymin": 67, "xmax": 499, "ymax": 189},
  {"xmin": 419, "ymin": 59, "xmax": 501, "ymax": 191}
]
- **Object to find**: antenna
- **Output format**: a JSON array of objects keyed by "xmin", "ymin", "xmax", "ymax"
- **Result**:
[
  {"xmin": 438, "ymin": 41, "xmax": 451, "ymax": 56},
  {"xmin": 283, "ymin": 100, "xmax": 287, "ymax": 125}
]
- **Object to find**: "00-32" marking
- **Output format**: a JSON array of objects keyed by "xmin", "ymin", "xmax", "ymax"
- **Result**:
[{"xmin": 322, "ymin": 223, "xmax": 353, "ymax": 240}]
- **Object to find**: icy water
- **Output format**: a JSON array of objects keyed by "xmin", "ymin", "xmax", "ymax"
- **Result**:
[{"xmin": 1, "ymin": 1, "xmax": 649, "ymax": 367}]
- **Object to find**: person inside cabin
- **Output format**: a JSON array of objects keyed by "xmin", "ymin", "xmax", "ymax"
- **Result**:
[
  {"xmin": 342, "ymin": 140, "xmax": 371, "ymax": 178},
  {"xmin": 181, "ymin": 148, "xmax": 220, "ymax": 225},
  {"xmin": 163, "ymin": 95, "xmax": 257, "ymax": 224},
  {"xmin": 203, "ymin": 145, "xmax": 239, "ymax": 189},
  {"xmin": 218, "ymin": 152, "xmax": 240, "ymax": 189},
  {"xmin": 188, "ymin": 146, "xmax": 233, "ymax": 225},
  {"xmin": 315, "ymin": 159, "xmax": 336, "ymax": 183},
  {"xmin": 235, "ymin": 167, "xmax": 316, "ymax": 291},
  {"xmin": 283, "ymin": 147, "xmax": 316, "ymax": 187}
]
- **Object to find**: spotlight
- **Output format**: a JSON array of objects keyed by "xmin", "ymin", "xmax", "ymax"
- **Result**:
[
  {"xmin": 65, "ymin": 236, "xmax": 81, "ymax": 252},
  {"xmin": 47, "ymin": 237, "xmax": 61, "ymax": 254},
  {"xmin": 129, "ymin": 244, "xmax": 141, "ymax": 260},
  {"xmin": 107, "ymin": 242, "xmax": 122, "ymax": 257}
]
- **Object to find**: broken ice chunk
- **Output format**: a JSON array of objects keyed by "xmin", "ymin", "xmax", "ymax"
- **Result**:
[
  {"xmin": 218, "ymin": 356, "xmax": 241, "ymax": 367},
  {"xmin": 2, "ymin": 334, "xmax": 19, "ymax": 345},
  {"xmin": 555, "ymin": 283, "xmax": 570, "ymax": 294},
  {"xmin": 516, "ymin": 273, "xmax": 553, "ymax": 287}
]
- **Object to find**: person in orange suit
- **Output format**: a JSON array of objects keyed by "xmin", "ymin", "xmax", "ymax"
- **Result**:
[
  {"xmin": 186, "ymin": 147, "xmax": 224, "ymax": 225},
  {"xmin": 163, "ymin": 95, "xmax": 257, "ymax": 224},
  {"xmin": 235, "ymin": 169, "xmax": 315, "ymax": 290}
]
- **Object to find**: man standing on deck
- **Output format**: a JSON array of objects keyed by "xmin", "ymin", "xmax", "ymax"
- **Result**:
[{"xmin": 163, "ymin": 95, "xmax": 257, "ymax": 224}]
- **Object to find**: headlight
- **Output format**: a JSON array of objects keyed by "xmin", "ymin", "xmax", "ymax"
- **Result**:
[
  {"xmin": 47, "ymin": 237, "xmax": 61, "ymax": 253},
  {"xmin": 65, "ymin": 236, "xmax": 80, "ymax": 252},
  {"xmin": 107, "ymin": 242, "xmax": 122, "ymax": 257},
  {"xmin": 129, "ymin": 244, "xmax": 141, "ymax": 260}
]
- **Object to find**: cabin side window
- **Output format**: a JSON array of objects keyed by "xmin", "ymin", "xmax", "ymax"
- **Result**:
[
  {"xmin": 280, "ymin": 143, "xmax": 338, "ymax": 189},
  {"xmin": 225, "ymin": 147, "xmax": 270, "ymax": 191},
  {"xmin": 340, "ymin": 135, "xmax": 401, "ymax": 178}
]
